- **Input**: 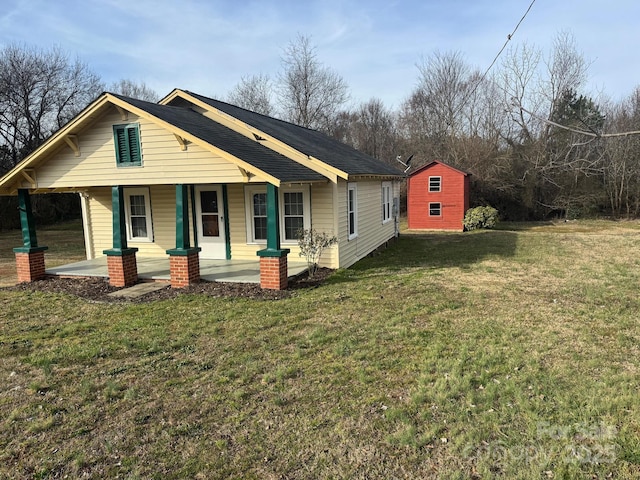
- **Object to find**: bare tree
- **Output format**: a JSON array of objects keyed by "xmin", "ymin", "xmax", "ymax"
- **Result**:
[
  {"xmin": 601, "ymin": 88, "xmax": 640, "ymax": 217},
  {"xmin": 354, "ymin": 98, "xmax": 398, "ymax": 162},
  {"xmin": 278, "ymin": 34, "xmax": 349, "ymax": 131},
  {"xmin": 400, "ymin": 51, "xmax": 497, "ymax": 167},
  {"xmin": 0, "ymin": 43, "xmax": 103, "ymax": 172},
  {"xmin": 227, "ymin": 74, "xmax": 274, "ymax": 115},
  {"xmin": 109, "ymin": 79, "xmax": 159, "ymax": 102},
  {"xmin": 414, "ymin": 51, "xmax": 471, "ymax": 137},
  {"xmin": 497, "ymin": 33, "xmax": 603, "ymax": 218},
  {"xmin": 0, "ymin": 43, "xmax": 102, "ymax": 229},
  {"xmin": 542, "ymin": 32, "xmax": 588, "ymax": 123}
]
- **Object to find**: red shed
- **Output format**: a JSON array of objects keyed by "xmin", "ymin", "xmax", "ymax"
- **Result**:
[{"xmin": 407, "ymin": 160, "xmax": 470, "ymax": 231}]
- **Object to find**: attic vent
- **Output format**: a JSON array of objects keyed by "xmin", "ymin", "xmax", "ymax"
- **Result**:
[{"xmin": 253, "ymin": 133, "xmax": 266, "ymax": 141}]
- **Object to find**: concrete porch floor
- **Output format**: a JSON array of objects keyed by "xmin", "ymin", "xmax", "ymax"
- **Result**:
[{"xmin": 45, "ymin": 257, "xmax": 308, "ymax": 284}]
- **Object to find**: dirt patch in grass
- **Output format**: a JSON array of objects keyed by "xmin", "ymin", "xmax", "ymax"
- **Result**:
[{"xmin": 1, "ymin": 268, "xmax": 333, "ymax": 303}]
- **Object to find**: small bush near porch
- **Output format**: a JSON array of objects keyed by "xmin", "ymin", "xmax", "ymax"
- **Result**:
[{"xmin": 1, "ymin": 220, "xmax": 639, "ymax": 478}]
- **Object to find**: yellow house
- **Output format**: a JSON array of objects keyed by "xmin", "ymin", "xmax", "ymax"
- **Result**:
[{"xmin": 0, "ymin": 89, "xmax": 403, "ymax": 289}]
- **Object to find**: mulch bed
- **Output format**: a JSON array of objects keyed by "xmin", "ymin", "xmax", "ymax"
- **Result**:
[{"xmin": 2, "ymin": 268, "xmax": 333, "ymax": 303}]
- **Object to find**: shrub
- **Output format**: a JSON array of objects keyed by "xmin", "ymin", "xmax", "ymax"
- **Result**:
[
  {"xmin": 296, "ymin": 229, "xmax": 338, "ymax": 277},
  {"xmin": 463, "ymin": 206, "xmax": 499, "ymax": 231}
]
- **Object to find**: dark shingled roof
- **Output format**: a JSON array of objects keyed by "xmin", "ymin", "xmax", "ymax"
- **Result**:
[
  {"xmin": 184, "ymin": 91, "xmax": 404, "ymax": 178},
  {"xmin": 111, "ymin": 93, "xmax": 325, "ymax": 183}
]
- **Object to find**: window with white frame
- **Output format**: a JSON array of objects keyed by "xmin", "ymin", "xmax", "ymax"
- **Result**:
[
  {"xmin": 124, "ymin": 187, "xmax": 153, "ymax": 242},
  {"xmin": 244, "ymin": 186, "xmax": 310, "ymax": 243},
  {"xmin": 252, "ymin": 192, "xmax": 267, "ymax": 241},
  {"xmin": 429, "ymin": 202, "xmax": 442, "ymax": 216},
  {"xmin": 348, "ymin": 183, "xmax": 358, "ymax": 239},
  {"xmin": 381, "ymin": 181, "xmax": 392, "ymax": 223},
  {"xmin": 283, "ymin": 192, "xmax": 305, "ymax": 240},
  {"xmin": 429, "ymin": 176, "xmax": 441, "ymax": 192}
]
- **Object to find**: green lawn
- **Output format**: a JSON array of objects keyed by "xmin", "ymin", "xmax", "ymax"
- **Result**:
[{"xmin": 1, "ymin": 221, "xmax": 639, "ymax": 479}]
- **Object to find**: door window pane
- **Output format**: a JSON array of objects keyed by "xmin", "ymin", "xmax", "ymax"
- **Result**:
[
  {"xmin": 201, "ymin": 191, "xmax": 220, "ymax": 237},
  {"xmin": 202, "ymin": 214, "xmax": 220, "ymax": 237},
  {"xmin": 200, "ymin": 191, "xmax": 218, "ymax": 213}
]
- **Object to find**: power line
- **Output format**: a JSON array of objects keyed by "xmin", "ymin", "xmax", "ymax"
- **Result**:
[
  {"xmin": 480, "ymin": 0, "xmax": 537, "ymax": 85},
  {"xmin": 452, "ymin": 0, "xmax": 537, "ymax": 119}
]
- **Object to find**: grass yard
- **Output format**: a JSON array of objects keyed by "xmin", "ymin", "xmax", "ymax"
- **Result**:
[{"xmin": 1, "ymin": 220, "xmax": 639, "ymax": 478}]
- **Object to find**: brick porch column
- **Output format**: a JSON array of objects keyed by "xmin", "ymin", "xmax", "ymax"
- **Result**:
[
  {"xmin": 105, "ymin": 250, "xmax": 138, "ymax": 287},
  {"xmin": 256, "ymin": 182, "xmax": 290, "ymax": 290},
  {"xmin": 14, "ymin": 248, "xmax": 48, "ymax": 283},
  {"xmin": 167, "ymin": 250, "xmax": 200, "ymax": 288},
  {"xmin": 166, "ymin": 184, "xmax": 201, "ymax": 288},
  {"xmin": 259, "ymin": 253, "xmax": 289, "ymax": 290}
]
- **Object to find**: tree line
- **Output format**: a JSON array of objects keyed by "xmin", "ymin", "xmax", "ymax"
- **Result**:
[
  {"xmin": 3, "ymin": 33, "xmax": 640, "ymax": 229},
  {"xmin": 230, "ymin": 33, "xmax": 640, "ymax": 220}
]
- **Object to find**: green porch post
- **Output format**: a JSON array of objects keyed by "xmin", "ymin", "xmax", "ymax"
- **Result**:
[
  {"xmin": 257, "ymin": 183, "xmax": 290, "ymax": 255},
  {"xmin": 103, "ymin": 186, "xmax": 137, "ymax": 256},
  {"xmin": 257, "ymin": 183, "xmax": 290, "ymax": 289},
  {"xmin": 103, "ymin": 186, "xmax": 138, "ymax": 287},
  {"xmin": 13, "ymin": 189, "xmax": 48, "ymax": 282},
  {"xmin": 166, "ymin": 184, "xmax": 201, "ymax": 288},
  {"xmin": 13, "ymin": 189, "xmax": 47, "ymax": 253}
]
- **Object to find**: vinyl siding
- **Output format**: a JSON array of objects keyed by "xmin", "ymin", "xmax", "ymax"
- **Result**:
[
  {"xmin": 309, "ymin": 182, "xmax": 338, "ymax": 268},
  {"xmin": 86, "ymin": 185, "xmax": 195, "ymax": 258},
  {"xmin": 337, "ymin": 179, "xmax": 398, "ymax": 268},
  {"xmin": 86, "ymin": 187, "xmax": 112, "ymax": 256},
  {"xmin": 35, "ymin": 108, "xmax": 245, "ymax": 188}
]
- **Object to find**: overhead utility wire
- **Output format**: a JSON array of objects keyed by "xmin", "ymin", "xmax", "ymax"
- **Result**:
[{"xmin": 452, "ymin": 0, "xmax": 537, "ymax": 121}]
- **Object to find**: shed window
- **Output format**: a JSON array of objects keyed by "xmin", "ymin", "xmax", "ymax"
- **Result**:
[
  {"xmin": 124, "ymin": 187, "xmax": 153, "ymax": 242},
  {"xmin": 429, "ymin": 176, "xmax": 441, "ymax": 192},
  {"xmin": 113, "ymin": 124, "xmax": 141, "ymax": 166},
  {"xmin": 429, "ymin": 202, "xmax": 441, "ymax": 216}
]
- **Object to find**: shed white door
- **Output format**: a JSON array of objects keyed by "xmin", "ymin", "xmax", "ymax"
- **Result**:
[{"xmin": 195, "ymin": 186, "xmax": 226, "ymax": 259}]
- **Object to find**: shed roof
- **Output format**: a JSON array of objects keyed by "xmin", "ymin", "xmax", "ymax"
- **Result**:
[{"xmin": 409, "ymin": 160, "xmax": 470, "ymax": 178}]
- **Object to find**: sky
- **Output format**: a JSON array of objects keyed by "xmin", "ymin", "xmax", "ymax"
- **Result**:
[{"xmin": 1, "ymin": 0, "xmax": 639, "ymax": 110}]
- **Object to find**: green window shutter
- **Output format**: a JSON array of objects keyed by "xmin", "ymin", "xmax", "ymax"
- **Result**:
[
  {"xmin": 126, "ymin": 126, "xmax": 141, "ymax": 164},
  {"xmin": 113, "ymin": 124, "xmax": 141, "ymax": 166}
]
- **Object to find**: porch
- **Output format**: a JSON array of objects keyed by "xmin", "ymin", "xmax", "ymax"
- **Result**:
[{"xmin": 45, "ymin": 257, "xmax": 309, "ymax": 284}]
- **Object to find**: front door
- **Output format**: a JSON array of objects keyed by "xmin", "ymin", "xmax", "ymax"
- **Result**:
[{"xmin": 196, "ymin": 186, "xmax": 226, "ymax": 259}]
